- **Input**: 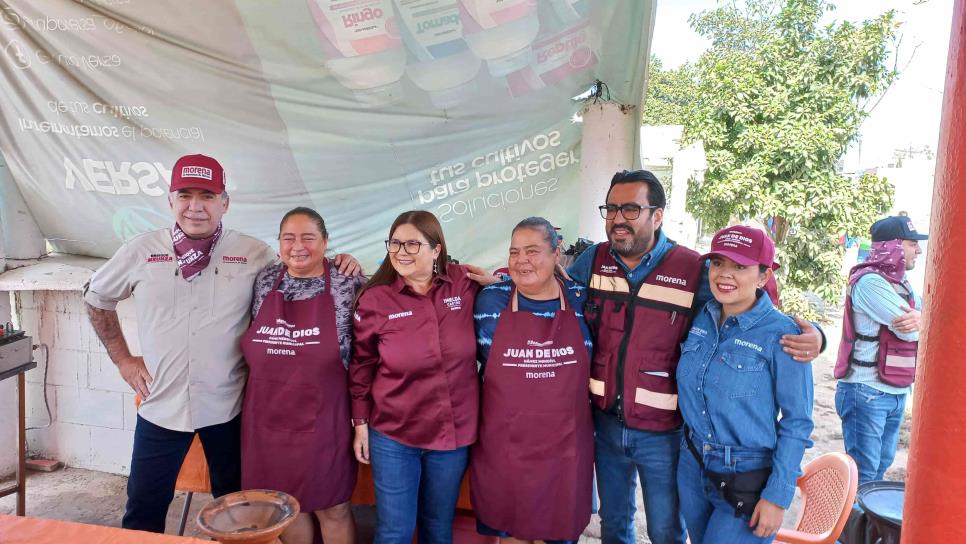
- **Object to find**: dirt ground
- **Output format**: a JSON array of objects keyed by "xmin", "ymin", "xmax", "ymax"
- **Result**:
[{"xmin": 0, "ymin": 313, "xmax": 909, "ymax": 543}]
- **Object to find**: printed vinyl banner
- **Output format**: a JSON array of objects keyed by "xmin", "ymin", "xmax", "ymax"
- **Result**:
[{"xmin": 0, "ymin": 0, "xmax": 653, "ymax": 267}]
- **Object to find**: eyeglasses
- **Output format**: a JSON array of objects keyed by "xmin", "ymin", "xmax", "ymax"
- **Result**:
[
  {"xmin": 385, "ymin": 239, "xmax": 435, "ymax": 255},
  {"xmin": 598, "ymin": 203, "xmax": 658, "ymax": 220}
]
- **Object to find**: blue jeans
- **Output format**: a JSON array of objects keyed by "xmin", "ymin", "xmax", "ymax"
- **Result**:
[
  {"xmin": 593, "ymin": 409, "xmax": 686, "ymax": 544},
  {"xmin": 835, "ymin": 382, "xmax": 907, "ymax": 484},
  {"xmin": 369, "ymin": 428, "xmax": 468, "ymax": 544},
  {"xmin": 676, "ymin": 440, "xmax": 774, "ymax": 544},
  {"xmin": 123, "ymin": 414, "xmax": 241, "ymax": 533}
]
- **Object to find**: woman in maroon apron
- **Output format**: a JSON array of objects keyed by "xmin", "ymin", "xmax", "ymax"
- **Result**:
[
  {"xmin": 471, "ymin": 217, "xmax": 595, "ymax": 544},
  {"xmin": 241, "ymin": 207, "xmax": 363, "ymax": 544}
]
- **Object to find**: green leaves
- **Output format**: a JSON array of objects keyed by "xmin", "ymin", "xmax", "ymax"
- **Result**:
[{"xmin": 645, "ymin": 0, "xmax": 898, "ymax": 312}]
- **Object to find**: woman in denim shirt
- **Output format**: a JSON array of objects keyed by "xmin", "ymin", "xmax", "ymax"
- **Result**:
[{"xmin": 676, "ymin": 226, "xmax": 814, "ymax": 543}]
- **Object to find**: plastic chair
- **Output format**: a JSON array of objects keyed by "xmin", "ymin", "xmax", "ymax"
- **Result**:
[
  {"xmin": 774, "ymin": 452, "xmax": 858, "ymax": 544},
  {"xmin": 134, "ymin": 396, "xmax": 211, "ymax": 535}
]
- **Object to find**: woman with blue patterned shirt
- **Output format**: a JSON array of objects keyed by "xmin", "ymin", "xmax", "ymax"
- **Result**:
[
  {"xmin": 470, "ymin": 217, "xmax": 594, "ymax": 544},
  {"xmin": 676, "ymin": 225, "xmax": 814, "ymax": 543}
]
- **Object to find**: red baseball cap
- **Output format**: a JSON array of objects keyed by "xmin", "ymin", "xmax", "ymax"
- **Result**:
[
  {"xmin": 170, "ymin": 154, "xmax": 226, "ymax": 194},
  {"xmin": 700, "ymin": 225, "xmax": 778, "ymax": 269}
]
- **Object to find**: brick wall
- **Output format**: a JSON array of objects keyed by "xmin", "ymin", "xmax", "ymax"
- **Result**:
[{"xmin": 15, "ymin": 290, "xmax": 140, "ymax": 475}]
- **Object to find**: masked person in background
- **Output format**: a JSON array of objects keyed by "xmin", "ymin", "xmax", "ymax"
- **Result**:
[{"xmin": 835, "ymin": 216, "xmax": 925, "ymax": 485}]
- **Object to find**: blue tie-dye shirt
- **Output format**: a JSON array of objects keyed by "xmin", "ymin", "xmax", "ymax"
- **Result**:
[{"xmin": 474, "ymin": 279, "xmax": 594, "ymax": 372}]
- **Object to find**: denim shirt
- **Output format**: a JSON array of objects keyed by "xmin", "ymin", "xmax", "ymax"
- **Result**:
[
  {"xmin": 677, "ymin": 293, "xmax": 814, "ymax": 509},
  {"xmin": 568, "ymin": 230, "xmax": 715, "ymax": 311}
]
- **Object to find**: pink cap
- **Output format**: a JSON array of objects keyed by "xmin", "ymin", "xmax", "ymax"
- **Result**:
[
  {"xmin": 701, "ymin": 225, "xmax": 778, "ymax": 269},
  {"xmin": 170, "ymin": 154, "xmax": 226, "ymax": 194}
]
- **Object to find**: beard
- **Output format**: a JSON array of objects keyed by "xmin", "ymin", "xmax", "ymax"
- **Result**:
[{"xmin": 608, "ymin": 222, "xmax": 653, "ymax": 257}]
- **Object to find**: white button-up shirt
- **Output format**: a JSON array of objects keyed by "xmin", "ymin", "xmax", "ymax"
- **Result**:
[{"xmin": 84, "ymin": 228, "xmax": 275, "ymax": 431}]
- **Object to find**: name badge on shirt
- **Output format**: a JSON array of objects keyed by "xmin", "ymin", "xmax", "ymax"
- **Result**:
[
  {"xmin": 442, "ymin": 296, "xmax": 463, "ymax": 311},
  {"xmin": 146, "ymin": 253, "xmax": 174, "ymax": 263}
]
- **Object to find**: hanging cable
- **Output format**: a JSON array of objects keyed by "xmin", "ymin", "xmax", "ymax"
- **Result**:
[{"xmin": 26, "ymin": 343, "xmax": 51, "ymax": 430}]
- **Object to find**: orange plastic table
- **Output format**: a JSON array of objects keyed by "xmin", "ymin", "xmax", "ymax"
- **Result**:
[{"xmin": 0, "ymin": 514, "xmax": 210, "ymax": 544}]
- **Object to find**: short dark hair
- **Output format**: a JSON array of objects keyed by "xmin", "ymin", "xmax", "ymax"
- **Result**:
[
  {"xmin": 512, "ymin": 217, "xmax": 560, "ymax": 250},
  {"xmin": 606, "ymin": 170, "xmax": 666, "ymax": 209},
  {"xmin": 279, "ymin": 206, "xmax": 327, "ymax": 239}
]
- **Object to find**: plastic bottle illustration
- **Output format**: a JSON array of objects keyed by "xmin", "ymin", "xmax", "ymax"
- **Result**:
[
  {"xmin": 458, "ymin": 0, "xmax": 539, "ymax": 77},
  {"xmin": 550, "ymin": 0, "xmax": 587, "ymax": 22},
  {"xmin": 307, "ymin": 0, "xmax": 407, "ymax": 106},
  {"xmin": 394, "ymin": 0, "xmax": 482, "ymax": 109},
  {"xmin": 505, "ymin": 0, "xmax": 598, "ymax": 98}
]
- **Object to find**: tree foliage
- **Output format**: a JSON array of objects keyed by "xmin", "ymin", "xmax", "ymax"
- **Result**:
[
  {"xmin": 646, "ymin": 0, "xmax": 899, "ymax": 307},
  {"xmin": 642, "ymin": 56, "xmax": 695, "ymax": 126}
]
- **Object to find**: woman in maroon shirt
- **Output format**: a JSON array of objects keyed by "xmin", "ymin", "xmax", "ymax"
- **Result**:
[{"xmin": 350, "ymin": 210, "xmax": 484, "ymax": 544}]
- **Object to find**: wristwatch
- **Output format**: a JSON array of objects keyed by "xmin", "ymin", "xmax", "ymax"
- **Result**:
[{"xmin": 351, "ymin": 418, "xmax": 369, "ymax": 427}]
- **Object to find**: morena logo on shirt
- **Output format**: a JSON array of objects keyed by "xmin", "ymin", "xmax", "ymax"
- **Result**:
[
  {"xmin": 388, "ymin": 310, "xmax": 413, "ymax": 320},
  {"xmin": 222, "ymin": 255, "xmax": 248, "ymax": 264},
  {"xmin": 733, "ymin": 339, "xmax": 763, "ymax": 352},
  {"xmin": 655, "ymin": 274, "xmax": 687, "ymax": 286},
  {"xmin": 599, "ymin": 264, "xmax": 619, "ymax": 274}
]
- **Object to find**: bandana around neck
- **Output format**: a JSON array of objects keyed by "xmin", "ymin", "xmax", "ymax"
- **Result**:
[
  {"xmin": 849, "ymin": 239, "xmax": 906, "ymax": 284},
  {"xmin": 172, "ymin": 222, "xmax": 222, "ymax": 281}
]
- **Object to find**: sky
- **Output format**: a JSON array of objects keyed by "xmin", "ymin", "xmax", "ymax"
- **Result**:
[{"xmin": 649, "ymin": 0, "xmax": 954, "ymax": 170}]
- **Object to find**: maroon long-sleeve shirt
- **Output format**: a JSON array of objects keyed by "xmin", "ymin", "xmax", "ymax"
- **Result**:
[{"xmin": 350, "ymin": 264, "xmax": 480, "ymax": 450}]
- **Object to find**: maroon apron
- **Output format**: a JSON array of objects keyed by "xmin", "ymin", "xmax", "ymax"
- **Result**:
[
  {"xmin": 240, "ymin": 262, "xmax": 356, "ymax": 511},
  {"xmin": 470, "ymin": 283, "xmax": 594, "ymax": 541}
]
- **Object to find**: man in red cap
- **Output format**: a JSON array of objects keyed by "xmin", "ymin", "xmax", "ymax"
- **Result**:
[{"xmin": 84, "ymin": 154, "xmax": 360, "ymax": 533}]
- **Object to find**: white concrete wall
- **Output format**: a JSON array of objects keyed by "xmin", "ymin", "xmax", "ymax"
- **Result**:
[{"xmin": 15, "ymin": 290, "xmax": 139, "ymax": 475}]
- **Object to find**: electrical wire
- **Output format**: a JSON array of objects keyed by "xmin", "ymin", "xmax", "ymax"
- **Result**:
[
  {"xmin": 592, "ymin": 79, "xmax": 612, "ymax": 103},
  {"xmin": 25, "ymin": 343, "xmax": 51, "ymax": 431}
]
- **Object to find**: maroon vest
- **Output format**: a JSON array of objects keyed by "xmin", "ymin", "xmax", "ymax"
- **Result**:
[
  {"xmin": 834, "ymin": 271, "xmax": 918, "ymax": 387},
  {"xmin": 584, "ymin": 242, "xmax": 702, "ymax": 431}
]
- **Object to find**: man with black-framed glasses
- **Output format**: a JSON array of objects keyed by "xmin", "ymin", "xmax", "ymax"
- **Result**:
[{"xmin": 567, "ymin": 169, "xmax": 824, "ymax": 544}]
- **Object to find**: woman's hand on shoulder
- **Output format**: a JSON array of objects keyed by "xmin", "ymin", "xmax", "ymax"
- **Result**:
[
  {"xmin": 333, "ymin": 253, "xmax": 364, "ymax": 277},
  {"xmin": 464, "ymin": 263, "xmax": 501, "ymax": 287}
]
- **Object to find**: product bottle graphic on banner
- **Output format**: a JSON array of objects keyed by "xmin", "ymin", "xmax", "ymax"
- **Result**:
[
  {"xmin": 505, "ymin": 0, "xmax": 598, "ymax": 98},
  {"xmin": 307, "ymin": 0, "xmax": 407, "ymax": 106},
  {"xmin": 459, "ymin": 0, "xmax": 539, "ymax": 77},
  {"xmin": 550, "ymin": 0, "xmax": 588, "ymax": 22},
  {"xmin": 394, "ymin": 0, "xmax": 482, "ymax": 109}
]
